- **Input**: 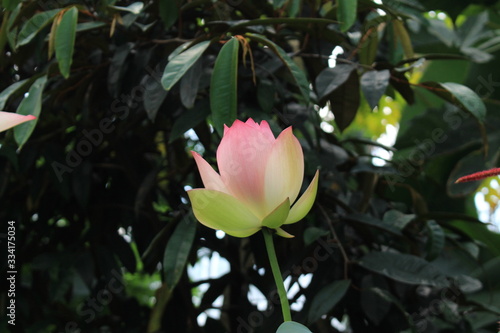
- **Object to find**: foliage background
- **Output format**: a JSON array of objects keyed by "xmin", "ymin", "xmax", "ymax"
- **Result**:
[{"xmin": 1, "ymin": 0, "xmax": 500, "ymax": 332}]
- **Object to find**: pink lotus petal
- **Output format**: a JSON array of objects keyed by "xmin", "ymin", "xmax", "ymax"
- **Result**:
[
  {"xmin": 0, "ymin": 112, "xmax": 36, "ymax": 132},
  {"xmin": 191, "ymin": 151, "xmax": 229, "ymax": 194},
  {"xmin": 264, "ymin": 127, "xmax": 304, "ymax": 214},
  {"xmin": 216, "ymin": 119, "xmax": 275, "ymax": 217}
]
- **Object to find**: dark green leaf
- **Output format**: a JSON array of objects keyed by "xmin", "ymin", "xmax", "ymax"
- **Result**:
[
  {"xmin": 346, "ymin": 213, "xmax": 403, "ymax": 236},
  {"xmin": 337, "ymin": 0, "xmax": 357, "ymax": 32},
  {"xmin": 159, "ymin": 0, "xmax": 179, "ymax": 29},
  {"xmin": 14, "ymin": 75, "xmax": 48, "ymax": 147},
  {"xmin": 328, "ymin": 70, "xmax": 360, "ymax": 131},
  {"xmin": 0, "ymin": 78, "xmax": 29, "ymax": 109},
  {"xmin": 180, "ymin": 58, "xmax": 202, "ymax": 109},
  {"xmin": 390, "ymin": 70, "xmax": 414, "ymax": 104},
  {"xmin": 163, "ymin": 213, "xmax": 197, "ymax": 290},
  {"xmin": 423, "ymin": 81, "xmax": 486, "ymax": 122},
  {"xmin": 368, "ymin": 287, "xmax": 417, "ymax": 331},
  {"xmin": 2, "ymin": 0, "xmax": 20, "ymax": 11},
  {"xmin": 16, "ymin": 9, "xmax": 62, "ymax": 47},
  {"xmin": 287, "ymin": 0, "xmax": 301, "ymax": 17},
  {"xmin": 360, "ymin": 69, "xmax": 390, "ymax": 110},
  {"xmin": 162, "ymin": 40, "xmax": 211, "ymax": 91},
  {"xmin": 276, "ymin": 322, "xmax": 312, "ymax": 333},
  {"xmin": 76, "ymin": 21, "xmax": 107, "ymax": 33},
  {"xmin": 210, "ymin": 37, "xmax": 239, "ymax": 135},
  {"xmin": 55, "ymin": 7, "xmax": 78, "ymax": 79},
  {"xmin": 359, "ymin": 252, "xmax": 449, "ymax": 287},
  {"xmin": 361, "ymin": 275, "xmax": 391, "ymax": 325},
  {"xmin": 303, "ymin": 227, "xmax": 330, "ymax": 247},
  {"xmin": 307, "ymin": 280, "xmax": 350, "ymax": 324},
  {"xmin": 315, "ymin": 64, "xmax": 355, "ymax": 103},
  {"xmin": 143, "ymin": 71, "xmax": 168, "ymax": 121},
  {"xmin": 447, "ymin": 220, "xmax": 500, "ymax": 257},
  {"xmin": 382, "ymin": 210, "xmax": 414, "ymax": 231},
  {"xmin": 426, "ymin": 220, "xmax": 445, "ymax": 261}
]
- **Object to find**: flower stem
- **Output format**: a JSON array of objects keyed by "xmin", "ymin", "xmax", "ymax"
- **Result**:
[{"xmin": 262, "ymin": 228, "xmax": 291, "ymax": 322}]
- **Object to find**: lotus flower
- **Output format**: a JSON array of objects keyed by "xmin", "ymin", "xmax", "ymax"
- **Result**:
[
  {"xmin": 0, "ymin": 111, "xmax": 36, "ymax": 132},
  {"xmin": 187, "ymin": 119, "xmax": 319, "ymax": 238}
]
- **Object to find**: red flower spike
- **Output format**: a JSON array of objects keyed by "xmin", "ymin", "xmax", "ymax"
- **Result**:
[{"xmin": 455, "ymin": 167, "xmax": 500, "ymax": 183}]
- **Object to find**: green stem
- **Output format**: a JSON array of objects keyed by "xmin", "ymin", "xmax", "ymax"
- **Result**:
[{"xmin": 262, "ymin": 228, "xmax": 291, "ymax": 322}]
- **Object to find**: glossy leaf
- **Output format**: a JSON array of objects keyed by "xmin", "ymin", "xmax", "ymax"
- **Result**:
[
  {"xmin": 359, "ymin": 252, "xmax": 449, "ymax": 287},
  {"xmin": 448, "ymin": 220, "xmax": 500, "ymax": 257},
  {"xmin": 14, "ymin": 75, "xmax": 48, "ymax": 147},
  {"xmin": 423, "ymin": 81, "xmax": 486, "ymax": 122},
  {"xmin": 360, "ymin": 69, "xmax": 390, "ymax": 110},
  {"xmin": 55, "ymin": 7, "xmax": 78, "ymax": 78},
  {"xmin": 337, "ymin": 0, "xmax": 357, "ymax": 32},
  {"xmin": 346, "ymin": 213, "xmax": 403, "ymax": 236},
  {"xmin": 315, "ymin": 64, "xmax": 355, "ymax": 104},
  {"xmin": 210, "ymin": 38, "xmax": 239, "ymax": 135},
  {"xmin": 16, "ymin": 9, "xmax": 61, "ymax": 47},
  {"xmin": 382, "ymin": 210, "xmax": 414, "ymax": 231},
  {"xmin": 308, "ymin": 280, "xmax": 350, "ymax": 324},
  {"xmin": 276, "ymin": 321, "xmax": 312, "ymax": 333},
  {"xmin": 162, "ymin": 41, "xmax": 210, "ymax": 91},
  {"xmin": 0, "ymin": 78, "xmax": 29, "ymax": 109},
  {"xmin": 109, "ymin": 2, "xmax": 144, "ymax": 14},
  {"xmin": 163, "ymin": 213, "xmax": 197, "ymax": 290}
]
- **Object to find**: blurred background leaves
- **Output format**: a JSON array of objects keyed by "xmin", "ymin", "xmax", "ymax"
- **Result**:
[{"xmin": 1, "ymin": 0, "xmax": 500, "ymax": 332}]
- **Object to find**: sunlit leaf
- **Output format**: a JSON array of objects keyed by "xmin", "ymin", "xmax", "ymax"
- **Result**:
[
  {"xmin": 16, "ymin": 9, "xmax": 62, "ymax": 47},
  {"xmin": 162, "ymin": 41, "xmax": 211, "ymax": 91}
]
